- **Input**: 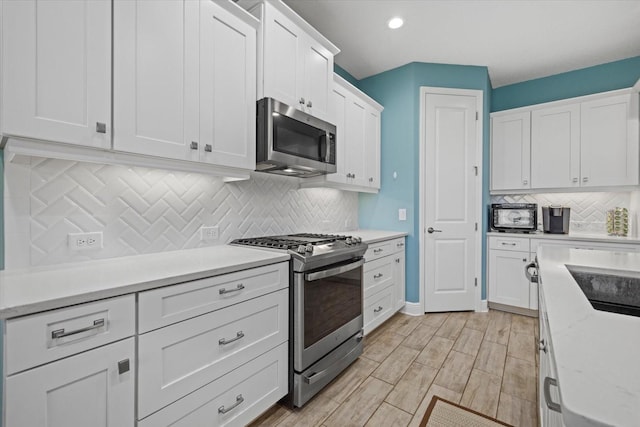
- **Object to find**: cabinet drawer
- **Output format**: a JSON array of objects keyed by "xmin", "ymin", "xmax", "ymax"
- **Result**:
[
  {"xmin": 137, "ymin": 289, "xmax": 288, "ymax": 419},
  {"xmin": 364, "ymin": 241, "xmax": 394, "ymax": 261},
  {"xmin": 363, "ymin": 285, "xmax": 394, "ymax": 335},
  {"xmin": 363, "ymin": 256, "xmax": 394, "ymax": 299},
  {"xmin": 5, "ymin": 295, "xmax": 135, "ymax": 375},
  {"xmin": 489, "ymin": 236, "xmax": 530, "ymax": 252},
  {"xmin": 139, "ymin": 262, "xmax": 288, "ymax": 333},
  {"xmin": 390, "ymin": 237, "xmax": 406, "ymax": 253},
  {"xmin": 138, "ymin": 343, "xmax": 288, "ymax": 427}
]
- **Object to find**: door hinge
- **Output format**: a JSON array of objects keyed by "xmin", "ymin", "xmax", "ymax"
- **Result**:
[
  {"xmin": 475, "ymin": 222, "xmax": 478, "ymax": 231},
  {"xmin": 474, "ymin": 277, "xmax": 478, "ymax": 287},
  {"xmin": 474, "ymin": 166, "xmax": 478, "ymax": 176},
  {"xmin": 475, "ymin": 111, "xmax": 479, "ymax": 121}
]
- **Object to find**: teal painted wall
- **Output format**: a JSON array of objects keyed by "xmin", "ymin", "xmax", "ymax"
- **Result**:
[
  {"xmin": 357, "ymin": 62, "xmax": 491, "ymax": 303},
  {"xmin": 492, "ymin": 56, "xmax": 640, "ymax": 112},
  {"xmin": 334, "ymin": 64, "xmax": 360, "ymax": 89}
]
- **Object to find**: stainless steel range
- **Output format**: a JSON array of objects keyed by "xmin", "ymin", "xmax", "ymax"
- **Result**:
[{"xmin": 231, "ymin": 233, "xmax": 367, "ymax": 407}]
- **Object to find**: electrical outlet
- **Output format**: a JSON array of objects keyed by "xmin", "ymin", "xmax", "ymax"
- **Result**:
[
  {"xmin": 201, "ymin": 226, "xmax": 219, "ymax": 241},
  {"xmin": 68, "ymin": 232, "xmax": 103, "ymax": 251},
  {"xmin": 399, "ymin": 209, "xmax": 407, "ymax": 221}
]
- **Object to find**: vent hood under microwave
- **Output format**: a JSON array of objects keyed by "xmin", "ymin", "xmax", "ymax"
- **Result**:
[{"xmin": 256, "ymin": 98, "xmax": 337, "ymax": 178}]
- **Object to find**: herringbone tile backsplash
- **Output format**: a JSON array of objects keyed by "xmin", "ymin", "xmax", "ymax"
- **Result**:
[
  {"xmin": 4, "ymin": 158, "xmax": 358, "ymax": 268},
  {"xmin": 492, "ymin": 192, "xmax": 634, "ymax": 234}
]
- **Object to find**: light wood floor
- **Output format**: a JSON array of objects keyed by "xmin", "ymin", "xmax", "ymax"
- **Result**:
[{"xmin": 250, "ymin": 310, "xmax": 539, "ymax": 427}]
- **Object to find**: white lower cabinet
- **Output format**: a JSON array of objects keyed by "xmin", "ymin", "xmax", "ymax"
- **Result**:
[
  {"xmin": 488, "ymin": 249, "xmax": 532, "ymax": 309},
  {"xmin": 363, "ymin": 237, "xmax": 406, "ymax": 335},
  {"xmin": 5, "ymin": 338, "xmax": 135, "ymax": 427},
  {"xmin": 539, "ymin": 287, "xmax": 565, "ymax": 427},
  {"xmin": 138, "ymin": 343, "xmax": 288, "ymax": 427}
]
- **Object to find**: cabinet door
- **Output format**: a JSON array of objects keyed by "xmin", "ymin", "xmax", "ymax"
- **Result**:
[
  {"xmin": 364, "ymin": 108, "xmax": 381, "ymax": 188},
  {"xmin": 491, "ymin": 112, "xmax": 531, "ymax": 191},
  {"xmin": 2, "ymin": 0, "xmax": 111, "ymax": 148},
  {"xmin": 488, "ymin": 249, "xmax": 531, "ymax": 308},
  {"xmin": 113, "ymin": 0, "xmax": 200, "ymax": 161},
  {"xmin": 5, "ymin": 338, "xmax": 135, "ymax": 427},
  {"xmin": 262, "ymin": 3, "xmax": 304, "ymax": 110},
  {"xmin": 199, "ymin": 0, "xmax": 256, "ymax": 170},
  {"xmin": 345, "ymin": 99, "xmax": 368, "ymax": 186},
  {"xmin": 581, "ymin": 94, "xmax": 638, "ymax": 187},
  {"xmin": 531, "ymin": 104, "xmax": 580, "ymax": 189},
  {"xmin": 394, "ymin": 251, "xmax": 406, "ymax": 311},
  {"xmin": 302, "ymin": 38, "xmax": 333, "ymax": 122},
  {"xmin": 327, "ymin": 85, "xmax": 348, "ymax": 184}
]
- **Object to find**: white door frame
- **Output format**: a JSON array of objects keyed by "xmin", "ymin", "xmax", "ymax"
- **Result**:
[{"xmin": 418, "ymin": 86, "xmax": 484, "ymax": 313}]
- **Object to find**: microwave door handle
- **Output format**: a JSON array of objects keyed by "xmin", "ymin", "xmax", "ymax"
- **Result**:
[
  {"xmin": 319, "ymin": 133, "xmax": 328, "ymax": 162},
  {"xmin": 305, "ymin": 258, "xmax": 364, "ymax": 282}
]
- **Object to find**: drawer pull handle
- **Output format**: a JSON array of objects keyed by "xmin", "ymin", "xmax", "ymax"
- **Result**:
[
  {"xmin": 219, "ymin": 331, "xmax": 245, "ymax": 345},
  {"xmin": 397, "ymin": 243, "xmax": 404, "ymax": 247},
  {"xmin": 374, "ymin": 273, "xmax": 384, "ymax": 279},
  {"xmin": 543, "ymin": 377, "xmax": 562, "ymax": 413},
  {"xmin": 219, "ymin": 284, "xmax": 245, "ymax": 295},
  {"xmin": 501, "ymin": 242, "xmax": 517, "ymax": 246},
  {"xmin": 51, "ymin": 318, "xmax": 105, "ymax": 340},
  {"xmin": 218, "ymin": 394, "xmax": 244, "ymax": 414},
  {"xmin": 118, "ymin": 359, "xmax": 130, "ymax": 375},
  {"xmin": 374, "ymin": 306, "xmax": 383, "ymax": 313},
  {"xmin": 373, "ymin": 248, "xmax": 383, "ymax": 254}
]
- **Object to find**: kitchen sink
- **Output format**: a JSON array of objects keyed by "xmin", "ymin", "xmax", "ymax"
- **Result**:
[{"xmin": 566, "ymin": 265, "xmax": 640, "ymax": 317}]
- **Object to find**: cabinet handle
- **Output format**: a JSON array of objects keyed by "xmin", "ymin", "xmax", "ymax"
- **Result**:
[
  {"xmin": 219, "ymin": 284, "xmax": 245, "ymax": 295},
  {"xmin": 190, "ymin": 141, "xmax": 198, "ymax": 150},
  {"xmin": 396, "ymin": 258, "xmax": 400, "ymax": 263},
  {"xmin": 374, "ymin": 306, "xmax": 383, "ymax": 313},
  {"xmin": 299, "ymin": 97, "xmax": 305, "ymax": 105},
  {"xmin": 346, "ymin": 173, "xmax": 352, "ymax": 178},
  {"xmin": 218, "ymin": 394, "xmax": 244, "ymax": 414},
  {"xmin": 374, "ymin": 273, "xmax": 384, "ymax": 279},
  {"xmin": 352, "ymin": 173, "xmax": 356, "ymax": 178},
  {"xmin": 572, "ymin": 177, "xmax": 578, "ymax": 183},
  {"xmin": 51, "ymin": 318, "xmax": 105, "ymax": 340},
  {"xmin": 307, "ymin": 100, "xmax": 313, "ymax": 108},
  {"xmin": 522, "ymin": 258, "xmax": 527, "ymax": 262},
  {"xmin": 219, "ymin": 331, "xmax": 245, "ymax": 345},
  {"xmin": 543, "ymin": 377, "xmax": 562, "ymax": 413},
  {"xmin": 523, "ymin": 179, "xmax": 528, "ymax": 185},
  {"xmin": 96, "ymin": 122, "xmax": 107, "ymax": 134},
  {"xmin": 118, "ymin": 359, "xmax": 130, "ymax": 375},
  {"xmin": 369, "ymin": 177, "xmax": 373, "ymax": 182},
  {"xmin": 539, "ymin": 338, "xmax": 548, "ymax": 353},
  {"xmin": 397, "ymin": 242, "xmax": 404, "ymax": 248},
  {"xmin": 204, "ymin": 144, "xmax": 212, "ymax": 152},
  {"xmin": 582, "ymin": 177, "xmax": 589, "ymax": 183},
  {"xmin": 373, "ymin": 248, "xmax": 383, "ymax": 254},
  {"xmin": 501, "ymin": 242, "xmax": 517, "ymax": 246}
]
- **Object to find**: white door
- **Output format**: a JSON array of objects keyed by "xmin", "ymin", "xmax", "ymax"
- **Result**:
[
  {"xmin": 199, "ymin": 0, "xmax": 256, "ymax": 170},
  {"xmin": 113, "ymin": 0, "xmax": 200, "ymax": 161},
  {"xmin": 423, "ymin": 91, "xmax": 479, "ymax": 312},
  {"xmin": 5, "ymin": 338, "xmax": 135, "ymax": 427},
  {"xmin": 2, "ymin": 0, "xmax": 111, "ymax": 148},
  {"xmin": 581, "ymin": 94, "xmax": 638, "ymax": 187},
  {"xmin": 491, "ymin": 112, "xmax": 531, "ymax": 191},
  {"xmin": 531, "ymin": 104, "xmax": 581, "ymax": 189}
]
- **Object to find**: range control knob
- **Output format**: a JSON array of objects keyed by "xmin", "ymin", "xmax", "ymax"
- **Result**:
[
  {"xmin": 305, "ymin": 244, "xmax": 314, "ymax": 253},
  {"xmin": 297, "ymin": 245, "xmax": 307, "ymax": 254},
  {"xmin": 345, "ymin": 237, "xmax": 353, "ymax": 245},
  {"xmin": 354, "ymin": 237, "xmax": 362, "ymax": 243}
]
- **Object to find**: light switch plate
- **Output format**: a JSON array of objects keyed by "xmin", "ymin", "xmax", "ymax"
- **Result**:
[{"xmin": 399, "ymin": 209, "xmax": 407, "ymax": 221}]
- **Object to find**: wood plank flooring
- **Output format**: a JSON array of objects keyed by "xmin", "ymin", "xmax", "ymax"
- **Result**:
[{"xmin": 250, "ymin": 310, "xmax": 539, "ymax": 427}]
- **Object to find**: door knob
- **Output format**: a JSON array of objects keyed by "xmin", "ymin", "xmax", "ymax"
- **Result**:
[{"xmin": 427, "ymin": 227, "xmax": 442, "ymax": 234}]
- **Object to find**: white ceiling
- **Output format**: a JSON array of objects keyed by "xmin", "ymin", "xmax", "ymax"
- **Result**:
[{"xmin": 282, "ymin": 0, "xmax": 640, "ymax": 88}]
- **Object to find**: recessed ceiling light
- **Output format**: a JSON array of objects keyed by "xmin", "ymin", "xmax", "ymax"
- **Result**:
[{"xmin": 388, "ymin": 17, "xmax": 404, "ymax": 29}]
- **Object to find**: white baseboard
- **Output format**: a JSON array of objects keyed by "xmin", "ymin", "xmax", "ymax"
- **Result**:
[
  {"xmin": 478, "ymin": 300, "xmax": 489, "ymax": 312},
  {"xmin": 400, "ymin": 302, "xmax": 423, "ymax": 316}
]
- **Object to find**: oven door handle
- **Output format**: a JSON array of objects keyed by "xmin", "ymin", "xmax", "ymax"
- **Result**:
[{"xmin": 305, "ymin": 258, "xmax": 364, "ymax": 282}]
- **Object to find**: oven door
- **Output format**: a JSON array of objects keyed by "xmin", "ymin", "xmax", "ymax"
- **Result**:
[{"xmin": 293, "ymin": 258, "xmax": 363, "ymax": 372}]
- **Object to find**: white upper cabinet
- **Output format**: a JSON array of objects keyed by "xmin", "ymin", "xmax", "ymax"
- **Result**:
[
  {"xmin": 114, "ymin": 0, "xmax": 257, "ymax": 170},
  {"xmin": 1, "ymin": 0, "xmax": 111, "ymax": 148},
  {"xmin": 300, "ymin": 74, "xmax": 383, "ymax": 193},
  {"xmin": 491, "ymin": 112, "xmax": 531, "ymax": 191},
  {"xmin": 580, "ymin": 94, "xmax": 638, "ymax": 187},
  {"xmin": 252, "ymin": 0, "xmax": 338, "ymax": 122},
  {"xmin": 531, "ymin": 104, "xmax": 580, "ymax": 189}
]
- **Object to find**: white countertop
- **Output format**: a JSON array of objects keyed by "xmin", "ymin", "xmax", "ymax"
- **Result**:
[
  {"xmin": 0, "ymin": 246, "xmax": 289, "ymax": 319},
  {"xmin": 488, "ymin": 230, "xmax": 640, "ymax": 245},
  {"xmin": 537, "ymin": 246, "xmax": 640, "ymax": 427},
  {"xmin": 343, "ymin": 229, "xmax": 408, "ymax": 244}
]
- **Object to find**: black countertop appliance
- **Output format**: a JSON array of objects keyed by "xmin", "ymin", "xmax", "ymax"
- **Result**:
[{"xmin": 542, "ymin": 206, "xmax": 570, "ymax": 234}]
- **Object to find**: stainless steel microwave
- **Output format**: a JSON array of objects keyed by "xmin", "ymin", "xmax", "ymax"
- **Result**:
[
  {"xmin": 491, "ymin": 203, "xmax": 538, "ymax": 232},
  {"xmin": 256, "ymin": 97, "xmax": 336, "ymax": 178}
]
